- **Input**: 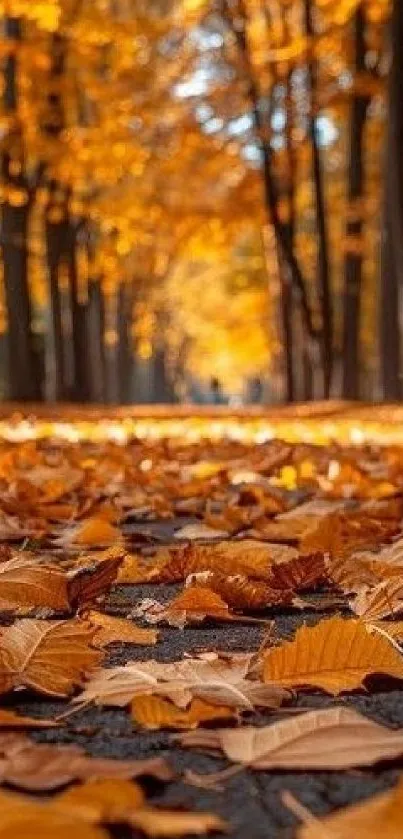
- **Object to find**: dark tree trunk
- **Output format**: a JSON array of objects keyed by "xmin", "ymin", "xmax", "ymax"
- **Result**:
[
  {"xmin": 86, "ymin": 280, "xmax": 105, "ymax": 402},
  {"xmin": 380, "ymin": 0, "xmax": 403, "ymax": 399},
  {"xmin": 304, "ymin": 0, "xmax": 332, "ymax": 397},
  {"xmin": 117, "ymin": 283, "xmax": 134, "ymax": 404},
  {"xmin": 1, "ymin": 17, "xmax": 41, "ymax": 400},
  {"xmin": 45, "ymin": 207, "xmax": 68, "ymax": 400},
  {"xmin": 67, "ymin": 225, "xmax": 91, "ymax": 402},
  {"xmin": 342, "ymin": 9, "xmax": 368, "ymax": 399}
]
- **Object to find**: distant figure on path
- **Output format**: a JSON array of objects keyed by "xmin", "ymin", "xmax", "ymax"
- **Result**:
[{"xmin": 208, "ymin": 377, "xmax": 227, "ymax": 405}]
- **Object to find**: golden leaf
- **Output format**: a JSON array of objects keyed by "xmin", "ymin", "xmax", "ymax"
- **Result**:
[
  {"xmin": 131, "ymin": 694, "xmax": 235, "ymax": 729},
  {"xmin": 127, "ymin": 809, "xmax": 228, "ymax": 837},
  {"xmin": 351, "ymin": 579, "xmax": 403, "ymax": 621},
  {"xmin": 263, "ymin": 616, "xmax": 403, "ymax": 694},
  {"xmin": 155, "ymin": 540, "xmax": 297, "ymax": 583},
  {"xmin": 179, "ymin": 706, "xmax": 403, "ymax": 770},
  {"xmin": 67, "ymin": 553, "xmax": 123, "ymax": 608},
  {"xmin": 187, "ymin": 572, "xmax": 290, "ymax": 610},
  {"xmin": 83, "ymin": 610, "xmax": 158, "ymax": 647},
  {"xmin": 0, "ymin": 709, "xmax": 58, "ymax": 729},
  {"xmin": 268, "ymin": 553, "xmax": 326, "ymax": 591},
  {"xmin": 0, "ymin": 556, "xmax": 69, "ymax": 612},
  {"xmin": 300, "ymin": 513, "xmax": 397, "ymax": 559},
  {"xmin": 0, "ymin": 619, "xmax": 102, "ymax": 697},
  {"xmin": 54, "ymin": 778, "xmax": 145, "ymax": 822}
]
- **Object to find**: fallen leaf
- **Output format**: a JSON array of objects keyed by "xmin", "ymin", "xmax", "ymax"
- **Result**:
[
  {"xmin": 186, "ymin": 572, "xmax": 291, "ymax": 610},
  {"xmin": 263, "ymin": 615, "xmax": 403, "ymax": 694},
  {"xmin": 75, "ymin": 655, "xmax": 288, "ymax": 711},
  {"xmin": 54, "ymin": 777, "xmax": 145, "ymax": 821},
  {"xmin": 134, "ymin": 588, "xmax": 235, "ymax": 627},
  {"xmin": 154, "ymin": 541, "xmax": 297, "ymax": 584},
  {"xmin": 117, "ymin": 551, "xmax": 167, "ymax": 584},
  {"xmin": 67, "ymin": 551, "xmax": 124, "ymax": 608},
  {"xmin": 174, "ymin": 524, "xmax": 229, "ymax": 541},
  {"xmin": 0, "ymin": 619, "xmax": 101, "ymax": 697},
  {"xmin": 300, "ymin": 512, "xmax": 398, "ymax": 559},
  {"xmin": 351, "ymin": 578, "xmax": 403, "ymax": 621},
  {"xmin": 268, "ymin": 553, "xmax": 326, "ymax": 591},
  {"xmin": 55, "ymin": 518, "xmax": 122, "ymax": 547},
  {"xmin": 128, "ymin": 809, "xmax": 228, "ymax": 837},
  {"xmin": 0, "ymin": 710, "xmax": 58, "ymax": 729},
  {"xmin": 178, "ymin": 706, "xmax": 403, "ymax": 769},
  {"xmin": 83, "ymin": 610, "xmax": 158, "ymax": 647},
  {"xmin": 0, "ymin": 795, "xmax": 108, "ymax": 839},
  {"xmin": 295, "ymin": 776, "xmax": 403, "ymax": 838},
  {"xmin": 367, "ymin": 621, "xmax": 403, "ymax": 640},
  {"xmin": 131, "ymin": 695, "xmax": 235, "ymax": 729},
  {"xmin": 0, "ymin": 734, "xmax": 173, "ymax": 791},
  {"xmin": 0, "ymin": 556, "xmax": 69, "ymax": 612}
]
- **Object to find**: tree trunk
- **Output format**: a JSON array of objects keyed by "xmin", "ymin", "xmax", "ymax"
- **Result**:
[
  {"xmin": 67, "ymin": 226, "xmax": 91, "ymax": 402},
  {"xmin": 342, "ymin": 9, "xmax": 368, "ymax": 399},
  {"xmin": 304, "ymin": 0, "xmax": 332, "ymax": 397},
  {"xmin": 45, "ymin": 210, "xmax": 68, "ymax": 400},
  {"xmin": 380, "ymin": 0, "xmax": 403, "ymax": 399},
  {"xmin": 86, "ymin": 280, "xmax": 105, "ymax": 402},
  {"xmin": 117, "ymin": 283, "xmax": 134, "ymax": 404},
  {"xmin": 1, "ymin": 17, "xmax": 41, "ymax": 400}
]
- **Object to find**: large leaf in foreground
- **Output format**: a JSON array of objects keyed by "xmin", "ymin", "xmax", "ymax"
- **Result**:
[
  {"xmin": 178, "ymin": 707, "xmax": 403, "ymax": 770},
  {"xmin": 263, "ymin": 616, "xmax": 403, "ymax": 694},
  {"xmin": 0, "ymin": 619, "xmax": 101, "ymax": 697}
]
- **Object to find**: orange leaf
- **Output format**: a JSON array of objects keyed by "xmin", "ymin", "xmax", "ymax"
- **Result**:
[
  {"xmin": 268, "ymin": 553, "xmax": 326, "ymax": 591},
  {"xmin": 0, "ymin": 619, "xmax": 102, "ymax": 697},
  {"xmin": 131, "ymin": 694, "xmax": 235, "ymax": 730},
  {"xmin": 263, "ymin": 615, "xmax": 403, "ymax": 694},
  {"xmin": 0, "ymin": 556, "xmax": 69, "ymax": 612},
  {"xmin": 351, "ymin": 578, "xmax": 403, "ymax": 621},
  {"xmin": 187, "ymin": 572, "xmax": 290, "ymax": 610},
  {"xmin": 300, "ymin": 512, "xmax": 398, "ymax": 559},
  {"xmin": 0, "ymin": 709, "xmax": 58, "ymax": 729},
  {"xmin": 67, "ymin": 551, "xmax": 124, "ymax": 608},
  {"xmin": 56, "ymin": 518, "xmax": 122, "ymax": 547},
  {"xmin": 83, "ymin": 610, "xmax": 158, "ymax": 647}
]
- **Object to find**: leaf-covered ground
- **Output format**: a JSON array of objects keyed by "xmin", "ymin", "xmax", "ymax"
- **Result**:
[{"xmin": 1, "ymin": 433, "xmax": 403, "ymax": 836}]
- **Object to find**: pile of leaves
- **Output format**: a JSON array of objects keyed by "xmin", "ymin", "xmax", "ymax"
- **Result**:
[{"xmin": 0, "ymin": 434, "xmax": 403, "ymax": 835}]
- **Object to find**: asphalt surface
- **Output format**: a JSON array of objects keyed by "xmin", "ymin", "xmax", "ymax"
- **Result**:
[{"xmin": 9, "ymin": 567, "xmax": 403, "ymax": 839}]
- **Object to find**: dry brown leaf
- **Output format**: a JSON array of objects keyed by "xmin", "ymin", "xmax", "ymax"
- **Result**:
[
  {"xmin": 67, "ymin": 551, "xmax": 124, "ymax": 608},
  {"xmin": 246, "ymin": 517, "xmax": 315, "ymax": 543},
  {"xmin": 296, "ymin": 776, "xmax": 403, "ymax": 838},
  {"xmin": 178, "ymin": 706, "xmax": 403, "ymax": 770},
  {"xmin": 117, "ymin": 551, "xmax": 168, "ymax": 584},
  {"xmin": 351, "ymin": 579, "xmax": 403, "ymax": 621},
  {"xmin": 0, "ymin": 710, "xmax": 58, "ymax": 729},
  {"xmin": 83, "ymin": 610, "xmax": 158, "ymax": 647},
  {"xmin": 55, "ymin": 517, "xmax": 122, "ymax": 547},
  {"xmin": 187, "ymin": 572, "xmax": 291, "ymax": 610},
  {"xmin": 0, "ymin": 734, "xmax": 174, "ymax": 791},
  {"xmin": 300, "ymin": 512, "xmax": 398, "ymax": 559},
  {"xmin": 263, "ymin": 615, "xmax": 403, "ymax": 694},
  {"xmin": 367, "ymin": 621, "xmax": 403, "ymax": 640},
  {"xmin": 0, "ymin": 556, "xmax": 69, "ymax": 612},
  {"xmin": 136, "ymin": 587, "xmax": 236, "ymax": 627},
  {"xmin": 0, "ymin": 791, "xmax": 108, "ymax": 839},
  {"xmin": 75, "ymin": 655, "xmax": 288, "ymax": 711},
  {"xmin": 267, "ymin": 553, "xmax": 326, "ymax": 591},
  {"xmin": 131, "ymin": 695, "xmax": 235, "ymax": 730},
  {"xmin": 154, "ymin": 541, "xmax": 297, "ymax": 584},
  {"xmin": 0, "ymin": 619, "xmax": 101, "ymax": 697}
]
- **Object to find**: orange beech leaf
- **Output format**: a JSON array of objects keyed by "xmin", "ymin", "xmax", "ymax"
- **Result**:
[
  {"xmin": 178, "ymin": 706, "xmax": 403, "ymax": 770},
  {"xmin": 263, "ymin": 616, "xmax": 403, "ymax": 694},
  {"xmin": 326, "ymin": 555, "xmax": 388, "ymax": 593},
  {"xmin": 0, "ymin": 556, "xmax": 69, "ymax": 612},
  {"xmin": 55, "ymin": 517, "xmax": 122, "ymax": 547},
  {"xmin": 267, "ymin": 553, "xmax": 326, "ymax": 591},
  {"xmin": 154, "ymin": 540, "xmax": 297, "ymax": 584},
  {"xmin": 75, "ymin": 655, "xmax": 288, "ymax": 711},
  {"xmin": 83, "ymin": 610, "xmax": 158, "ymax": 647},
  {"xmin": 246, "ymin": 517, "xmax": 315, "ymax": 544},
  {"xmin": 187, "ymin": 572, "xmax": 291, "ymax": 610},
  {"xmin": 295, "ymin": 776, "xmax": 403, "ymax": 838},
  {"xmin": 0, "ymin": 734, "xmax": 173, "ymax": 791},
  {"xmin": 367, "ymin": 621, "xmax": 403, "ymax": 640},
  {"xmin": 300, "ymin": 512, "xmax": 398, "ymax": 559},
  {"xmin": 131, "ymin": 694, "xmax": 235, "ymax": 730},
  {"xmin": 350, "ymin": 579, "xmax": 403, "ymax": 621},
  {"xmin": 0, "ymin": 619, "xmax": 102, "ymax": 697},
  {"xmin": 67, "ymin": 552, "xmax": 124, "ymax": 608}
]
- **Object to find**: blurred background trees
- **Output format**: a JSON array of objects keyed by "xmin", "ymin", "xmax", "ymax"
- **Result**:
[{"xmin": 0, "ymin": 0, "xmax": 397, "ymax": 404}]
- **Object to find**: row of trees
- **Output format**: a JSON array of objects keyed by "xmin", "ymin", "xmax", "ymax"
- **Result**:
[{"xmin": 0, "ymin": 0, "xmax": 400, "ymax": 403}]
